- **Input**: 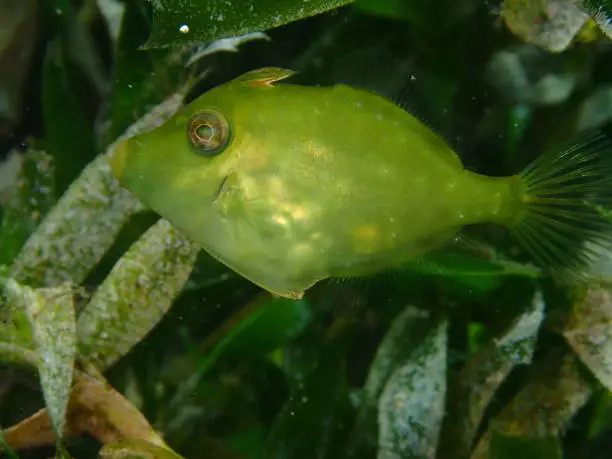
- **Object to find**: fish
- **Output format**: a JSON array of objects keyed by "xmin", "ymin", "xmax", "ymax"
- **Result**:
[{"xmin": 108, "ymin": 67, "xmax": 612, "ymax": 299}]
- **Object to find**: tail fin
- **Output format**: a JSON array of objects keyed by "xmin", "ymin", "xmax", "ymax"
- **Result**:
[{"xmin": 512, "ymin": 127, "xmax": 612, "ymax": 282}]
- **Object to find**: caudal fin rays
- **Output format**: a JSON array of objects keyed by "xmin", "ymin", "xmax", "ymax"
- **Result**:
[{"xmin": 513, "ymin": 129, "xmax": 612, "ymax": 282}]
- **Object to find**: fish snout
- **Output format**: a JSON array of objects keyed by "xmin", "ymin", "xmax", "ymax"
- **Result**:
[{"xmin": 108, "ymin": 138, "xmax": 128, "ymax": 179}]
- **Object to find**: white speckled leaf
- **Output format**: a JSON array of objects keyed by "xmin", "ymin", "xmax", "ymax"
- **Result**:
[
  {"xmin": 471, "ymin": 352, "xmax": 592, "ymax": 459},
  {"xmin": 144, "ymin": 0, "xmax": 354, "ymax": 48},
  {"xmin": 347, "ymin": 306, "xmax": 439, "ymax": 456},
  {"xmin": 563, "ymin": 284, "xmax": 612, "ymax": 391},
  {"xmin": 442, "ymin": 290, "xmax": 545, "ymax": 457},
  {"xmin": 9, "ymin": 154, "xmax": 137, "ymax": 288},
  {"xmin": 377, "ymin": 318, "xmax": 448, "ymax": 459},
  {"xmin": 77, "ymin": 219, "xmax": 199, "ymax": 370},
  {"xmin": 502, "ymin": 0, "xmax": 590, "ymax": 53},
  {"xmin": 2, "ymin": 279, "xmax": 75, "ymax": 438}
]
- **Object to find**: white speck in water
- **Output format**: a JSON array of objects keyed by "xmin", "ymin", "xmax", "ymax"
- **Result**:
[
  {"xmin": 217, "ymin": 13, "xmax": 224, "ymax": 21},
  {"xmin": 55, "ymin": 8, "xmax": 63, "ymax": 14},
  {"xmin": 355, "ymin": 102, "xmax": 363, "ymax": 109},
  {"xmin": 375, "ymin": 113, "xmax": 383, "ymax": 120},
  {"xmin": 274, "ymin": 15, "xmax": 282, "ymax": 22},
  {"xmin": 410, "ymin": 74, "xmax": 416, "ymax": 81},
  {"xmin": 179, "ymin": 24, "xmax": 190, "ymax": 34}
]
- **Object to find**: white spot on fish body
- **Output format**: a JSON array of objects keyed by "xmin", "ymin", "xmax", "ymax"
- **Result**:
[{"xmin": 273, "ymin": 214, "xmax": 289, "ymax": 226}]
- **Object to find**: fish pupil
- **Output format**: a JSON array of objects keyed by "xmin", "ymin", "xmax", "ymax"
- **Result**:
[
  {"xmin": 188, "ymin": 109, "xmax": 230, "ymax": 156},
  {"xmin": 196, "ymin": 123, "xmax": 215, "ymax": 142}
]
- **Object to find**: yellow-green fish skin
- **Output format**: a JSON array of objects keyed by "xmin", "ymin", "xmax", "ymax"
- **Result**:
[{"xmin": 110, "ymin": 68, "xmax": 526, "ymax": 298}]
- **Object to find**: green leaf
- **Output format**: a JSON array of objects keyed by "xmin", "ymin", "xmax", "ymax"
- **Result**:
[
  {"xmin": 106, "ymin": 1, "xmax": 186, "ymax": 143},
  {"xmin": 377, "ymin": 318, "xmax": 448, "ymax": 459},
  {"xmin": 167, "ymin": 295, "xmax": 312, "ymax": 412},
  {"xmin": 2, "ymin": 279, "xmax": 76, "ymax": 439},
  {"xmin": 587, "ymin": 390, "xmax": 612, "ymax": 439},
  {"xmin": 215, "ymin": 297, "xmax": 313, "ymax": 357},
  {"xmin": 144, "ymin": 0, "xmax": 354, "ymax": 48},
  {"xmin": 0, "ymin": 150, "xmax": 55, "ymax": 265},
  {"xmin": 355, "ymin": 0, "xmax": 475, "ymax": 31},
  {"xmin": 441, "ymin": 290, "xmax": 545, "ymax": 458},
  {"xmin": 265, "ymin": 329, "xmax": 351, "ymax": 459},
  {"xmin": 489, "ymin": 431, "xmax": 562, "ymax": 459},
  {"xmin": 407, "ymin": 250, "xmax": 540, "ymax": 296},
  {"xmin": 563, "ymin": 284, "xmax": 612, "ymax": 392},
  {"xmin": 77, "ymin": 218, "xmax": 199, "ymax": 370},
  {"xmin": 0, "ymin": 0, "xmax": 38, "ymax": 128},
  {"xmin": 42, "ymin": 38, "xmax": 97, "ymax": 195},
  {"xmin": 9, "ymin": 155, "xmax": 137, "ymax": 288}
]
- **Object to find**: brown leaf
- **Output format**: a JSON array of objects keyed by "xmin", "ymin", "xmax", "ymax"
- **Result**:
[{"xmin": 2, "ymin": 369, "xmax": 171, "ymax": 452}]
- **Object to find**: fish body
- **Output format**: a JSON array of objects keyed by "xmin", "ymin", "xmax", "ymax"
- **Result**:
[{"xmin": 109, "ymin": 68, "xmax": 612, "ymax": 298}]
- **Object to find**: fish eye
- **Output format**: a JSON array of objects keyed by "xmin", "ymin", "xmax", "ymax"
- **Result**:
[{"xmin": 187, "ymin": 109, "xmax": 230, "ymax": 156}]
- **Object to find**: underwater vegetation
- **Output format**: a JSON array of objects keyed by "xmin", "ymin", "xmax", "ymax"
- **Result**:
[{"xmin": 1, "ymin": 0, "xmax": 612, "ymax": 458}]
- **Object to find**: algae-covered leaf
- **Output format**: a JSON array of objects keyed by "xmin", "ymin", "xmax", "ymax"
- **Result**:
[
  {"xmin": 42, "ymin": 38, "xmax": 97, "ymax": 195},
  {"xmin": 489, "ymin": 431, "xmax": 562, "ymax": 459},
  {"xmin": 347, "ymin": 306, "xmax": 441, "ymax": 457},
  {"xmin": 9, "ymin": 154, "xmax": 137, "ymax": 288},
  {"xmin": 77, "ymin": 218, "xmax": 199, "ymax": 370},
  {"xmin": 100, "ymin": 439, "xmax": 185, "ymax": 459},
  {"xmin": 0, "ymin": 149, "xmax": 55, "ymax": 265},
  {"xmin": 471, "ymin": 351, "xmax": 592, "ymax": 458},
  {"xmin": 265, "ymin": 328, "xmax": 351, "ymax": 459},
  {"xmin": 144, "ymin": 0, "xmax": 354, "ymax": 48},
  {"xmin": 441, "ymin": 290, "xmax": 545, "ymax": 458},
  {"xmin": 1, "ymin": 279, "xmax": 76, "ymax": 438},
  {"xmin": 377, "ymin": 318, "xmax": 448, "ymax": 459},
  {"xmin": 563, "ymin": 284, "xmax": 612, "ymax": 391},
  {"xmin": 501, "ymin": 0, "xmax": 590, "ymax": 53}
]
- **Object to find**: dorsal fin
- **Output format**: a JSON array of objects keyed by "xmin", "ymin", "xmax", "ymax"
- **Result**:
[
  {"xmin": 234, "ymin": 67, "xmax": 297, "ymax": 87},
  {"xmin": 331, "ymin": 48, "xmax": 417, "ymax": 110},
  {"xmin": 331, "ymin": 47, "xmax": 457, "ymax": 150}
]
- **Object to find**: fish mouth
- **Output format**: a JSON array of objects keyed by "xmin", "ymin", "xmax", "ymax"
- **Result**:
[
  {"xmin": 108, "ymin": 138, "xmax": 128, "ymax": 179},
  {"xmin": 212, "ymin": 173, "xmax": 231, "ymax": 202}
]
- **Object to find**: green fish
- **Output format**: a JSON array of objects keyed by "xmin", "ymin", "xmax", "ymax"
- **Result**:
[{"xmin": 108, "ymin": 67, "xmax": 612, "ymax": 299}]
